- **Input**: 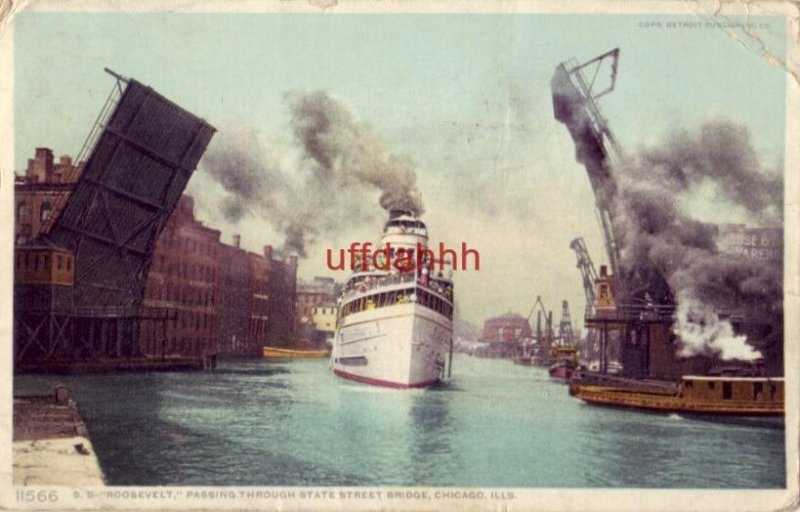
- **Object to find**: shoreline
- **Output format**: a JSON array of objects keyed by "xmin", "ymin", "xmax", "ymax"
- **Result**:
[{"xmin": 13, "ymin": 389, "xmax": 105, "ymax": 486}]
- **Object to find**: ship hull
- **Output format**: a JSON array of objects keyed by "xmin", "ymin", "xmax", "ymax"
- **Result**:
[
  {"xmin": 570, "ymin": 384, "xmax": 784, "ymax": 416},
  {"xmin": 549, "ymin": 364, "xmax": 575, "ymax": 380},
  {"xmin": 332, "ymin": 302, "xmax": 452, "ymax": 388}
]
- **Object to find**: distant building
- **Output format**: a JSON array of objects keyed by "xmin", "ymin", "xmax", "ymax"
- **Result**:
[
  {"xmin": 311, "ymin": 305, "xmax": 337, "ymax": 336},
  {"xmin": 480, "ymin": 313, "xmax": 532, "ymax": 358},
  {"xmin": 262, "ymin": 245, "xmax": 298, "ymax": 348},
  {"xmin": 296, "ymin": 276, "xmax": 339, "ymax": 344},
  {"xmin": 717, "ymin": 224, "xmax": 782, "ymax": 264},
  {"xmin": 482, "ymin": 313, "xmax": 532, "ymax": 344},
  {"xmin": 14, "ymin": 148, "xmax": 84, "ymax": 245}
]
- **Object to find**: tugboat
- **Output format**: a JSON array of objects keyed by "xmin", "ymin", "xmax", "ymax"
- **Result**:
[
  {"xmin": 548, "ymin": 346, "xmax": 579, "ymax": 380},
  {"xmin": 569, "ymin": 375, "xmax": 784, "ymax": 416},
  {"xmin": 330, "ymin": 210, "xmax": 454, "ymax": 388}
]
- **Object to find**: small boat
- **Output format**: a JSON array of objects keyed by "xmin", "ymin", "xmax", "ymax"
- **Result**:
[
  {"xmin": 262, "ymin": 346, "xmax": 329, "ymax": 359},
  {"xmin": 548, "ymin": 346, "xmax": 579, "ymax": 380},
  {"xmin": 569, "ymin": 375, "xmax": 784, "ymax": 416}
]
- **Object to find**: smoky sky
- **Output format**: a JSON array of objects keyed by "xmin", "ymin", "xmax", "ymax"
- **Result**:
[
  {"xmin": 610, "ymin": 119, "xmax": 783, "ymax": 361},
  {"xmin": 200, "ymin": 91, "xmax": 425, "ymax": 257}
]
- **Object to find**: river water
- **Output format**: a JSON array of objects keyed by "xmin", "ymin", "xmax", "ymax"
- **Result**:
[{"xmin": 15, "ymin": 355, "xmax": 785, "ymax": 488}]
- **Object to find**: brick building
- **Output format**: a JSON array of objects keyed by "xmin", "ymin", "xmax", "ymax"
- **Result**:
[
  {"xmin": 266, "ymin": 248, "xmax": 299, "ymax": 348},
  {"xmin": 14, "ymin": 148, "xmax": 84, "ymax": 245},
  {"xmin": 14, "ymin": 147, "xmax": 298, "ymax": 360},
  {"xmin": 482, "ymin": 313, "xmax": 532, "ymax": 344},
  {"xmin": 138, "ymin": 196, "xmax": 222, "ymax": 358},
  {"xmin": 218, "ymin": 236, "xmax": 253, "ymax": 354}
]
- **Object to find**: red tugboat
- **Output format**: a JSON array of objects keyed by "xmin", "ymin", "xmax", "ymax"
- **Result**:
[{"xmin": 549, "ymin": 346, "xmax": 579, "ymax": 381}]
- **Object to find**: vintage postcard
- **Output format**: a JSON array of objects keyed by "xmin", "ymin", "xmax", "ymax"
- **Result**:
[{"xmin": 1, "ymin": 0, "xmax": 798, "ymax": 510}]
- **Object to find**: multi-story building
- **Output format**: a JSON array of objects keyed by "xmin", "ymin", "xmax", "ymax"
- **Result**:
[
  {"xmin": 14, "ymin": 148, "xmax": 84, "ymax": 245},
  {"xmin": 480, "ymin": 313, "xmax": 532, "ymax": 358},
  {"xmin": 296, "ymin": 276, "xmax": 339, "ymax": 344},
  {"xmin": 717, "ymin": 223, "xmax": 783, "ymax": 263},
  {"xmin": 139, "ymin": 196, "xmax": 222, "ymax": 358},
  {"xmin": 311, "ymin": 305, "xmax": 337, "ymax": 338},
  {"xmin": 482, "ymin": 313, "xmax": 532, "ymax": 344},
  {"xmin": 217, "ymin": 235, "xmax": 253, "ymax": 355},
  {"xmin": 14, "ymin": 147, "xmax": 298, "ymax": 361},
  {"xmin": 266, "ymin": 248, "xmax": 299, "ymax": 347}
]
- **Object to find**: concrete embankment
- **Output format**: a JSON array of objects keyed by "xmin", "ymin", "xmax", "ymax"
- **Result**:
[{"xmin": 13, "ymin": 386, "xmax": 105, "ymax": 486}]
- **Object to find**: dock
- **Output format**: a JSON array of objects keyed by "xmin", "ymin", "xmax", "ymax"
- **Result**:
[
  {"xmin": 15, "ymin": 357, "xmax": 206, "ymax": 374},
  {"xmin": 13, "ymin": 386, "xmax": 105, "ymax": 486}
]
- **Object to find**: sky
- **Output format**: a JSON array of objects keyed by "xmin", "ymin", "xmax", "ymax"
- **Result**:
[{"xmin": 12, "ymin": 9, "xmax": 788, "ymax": 330}]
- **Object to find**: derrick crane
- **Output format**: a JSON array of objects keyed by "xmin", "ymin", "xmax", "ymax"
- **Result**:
[
  {"xmin": 553, "ymin": 50, "xmax": 676, "ymax": 377},
  {"xmin": 557, "ymin": 300, "xmax": 574, "ymax": 346},
  {"xmin": 529, "ymin": 295, "xmax": 553, "ymax": 341},
  {"xmin": 552, "ymin": 49, "xmax": 673, "ymax": 307},
  {"xmin": 570, "ymin": 237, "xmax": 598, "ymax": 306},
  {"xmin": 552, "ymin": 49, "xmax": 622, "ymax": 276}
]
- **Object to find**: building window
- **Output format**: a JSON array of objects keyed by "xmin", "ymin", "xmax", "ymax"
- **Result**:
[
  {"xmin": 41, "ymin": 202, "xmax": 53, "ymax": 221},
  {"xmin": 66, "ymin": 257, "xmax": 72, "ymax": 271},
  {"xmin": 57, "ymin": 255, "xmax": 63, "ymax": 270},
  {"xmin": 17, "ymin": 202, "xmax": 30, "ymax": 222}
]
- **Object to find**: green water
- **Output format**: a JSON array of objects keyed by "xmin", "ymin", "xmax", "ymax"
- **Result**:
[{"xmin": 14, "ymin": 355, "xmax": 785, "ymax": 487}]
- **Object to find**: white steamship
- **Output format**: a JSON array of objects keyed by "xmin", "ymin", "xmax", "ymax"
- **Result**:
[{"xmin": 331, "ymin": 210, "xmax": 454, "ymax": 388}]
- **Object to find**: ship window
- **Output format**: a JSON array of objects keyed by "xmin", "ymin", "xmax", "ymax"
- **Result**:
[{"xmin": 722, "ymin": 382, "xmax": 732, "ymax": 400}]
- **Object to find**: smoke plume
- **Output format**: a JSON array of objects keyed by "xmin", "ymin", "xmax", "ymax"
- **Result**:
[
  {"xmin": 610, "ymin": 119, "xmax": 783, "ymax": 361},
  {"xmin": 200, "ymin": 91, "xmax": 424, "ymax": 256}
]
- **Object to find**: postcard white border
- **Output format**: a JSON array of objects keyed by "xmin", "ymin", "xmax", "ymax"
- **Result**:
[{"xmin": 0, "ymin": 1, "xmax": 797, "ymax": 511}]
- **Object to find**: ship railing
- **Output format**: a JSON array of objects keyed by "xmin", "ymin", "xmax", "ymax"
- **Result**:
[{"xmin": 341, "ymin": 272, "xmax": 453, "ymax": 302}]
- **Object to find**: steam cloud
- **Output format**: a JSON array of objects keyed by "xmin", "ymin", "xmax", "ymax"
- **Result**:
[
  {"xmin": 201, "ymin": 91, "xmax": 424, "ymax": 256},
  {"xmin": 610, "ymin": 119, "xmax": 783, "ymax": 361}
]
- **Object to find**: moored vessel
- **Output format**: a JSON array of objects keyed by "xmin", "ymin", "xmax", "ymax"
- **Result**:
[
  {"xmin": 548, "ymin": 346, "xmax": 579, "ymax": 380},
  {"xmin": 569, "ymin": 375, "xmax": 784, "ymax": 416},
  {"xmin": 331, "ymin": 210, "xmax": 454, "ymax": 388},
  {"xmin": 262, "ymin": 346, "xmax": 330, "ymax": 359}
]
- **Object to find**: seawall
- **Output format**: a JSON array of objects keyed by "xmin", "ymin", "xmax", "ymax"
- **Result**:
[{"xmin": 13, "ymin": 386, "xmax": 105, "ymax": 486}]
